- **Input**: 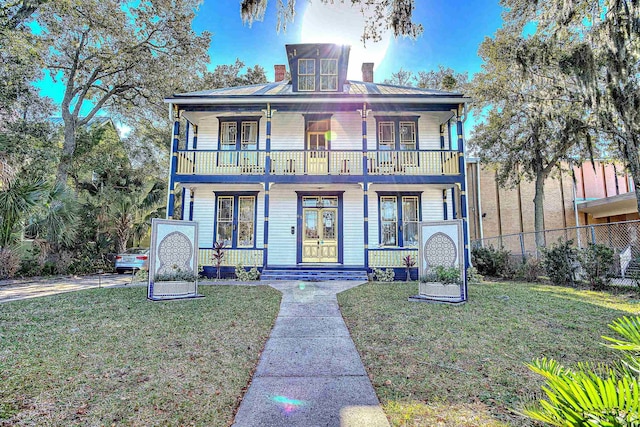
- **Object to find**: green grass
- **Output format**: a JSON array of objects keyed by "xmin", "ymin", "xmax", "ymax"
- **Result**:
[
  {"xmin": 337, "ymin": 281, "xmax": 640, "ymax": 426},
  {"xmin": 0, "ymin": 285, "xmax": 281, "ymax": 426}
]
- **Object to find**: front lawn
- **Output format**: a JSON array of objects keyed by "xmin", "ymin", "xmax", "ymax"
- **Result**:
[
  {"xmin": 338, "ymin": 281, "xmax": 640, "ymax": 426},
  {"xmin": 0, "ymin": 285, "xmax": 281, "ymax": 426}
]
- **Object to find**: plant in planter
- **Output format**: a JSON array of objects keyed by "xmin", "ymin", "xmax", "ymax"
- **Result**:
[
  {"xmin": 154, "ymin": 267, "xmax": 199, "ymax": 282},
  {"xmin": 211, "ymin": 240, "xmax": 226, "ymax": 280},
  {"xmin": 419, "ymin": 265, "xmax": 462, "ymax": 298},
  {"xmin": 403, "ymin": 254, "xmax": 416, "ymax": 281}
]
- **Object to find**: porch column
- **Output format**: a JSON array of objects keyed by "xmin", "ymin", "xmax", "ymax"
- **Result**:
[
  {"xmin": 359, "ymin": 103, "xmax": 370, "ymax": 270},
  {"xmin": 443, "ymin": 190, "xmax": 448, "ymax": 220},
  {"xmin": 440, "ymin": 124, "xmax": 445, "ymax": 149},
  {"xmin": 167, "ymin": 105, "xmax": 180, "ymax": 219},
  {"xmin": 192, "ymin": 124, "xmax": 198, "ymax": 149},
  {"xmin": 189, "ymin": 187, "xmax": 195, "ymax": 221},
  {"xmin": 456, "ymin": 105, "xmax": 470, "ymax": 270},
  {"xmin": 262, "ymin": 103, "xmax": 273, "ymax": 268}
]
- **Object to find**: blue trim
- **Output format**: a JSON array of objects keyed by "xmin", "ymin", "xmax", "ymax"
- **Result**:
[
  {"xmin": 375, "ymin": 192, "xmax": 422, "ymax": 248},
  {"xmin": 440, "ymin": 124, "xmax": 445, "ymax": 149},
  {"xmin": 185, "ymin": 121, "xmax": 190, "ymax": 149},
  {"xmin": 180, "ymin": 103, "xmax": 460, "ymax": 113},
  {"xmin": 373, "ymin": 115, "xmax": 420, "ymax": 150},
  {"xmin": 451, "ymin": 188, "xmax": 457, "ymax": 219},
  {"xmin": 192, "ymin": 124, "xmax": 198, "ymax": 149},
  {"xmin": 213, "ymin": 192, "xmax": 259, "ymax": 249},
  {"xmin": 181, "ymin": 187, "xmax": 187, "ymax": 219},
  {"xmin": 447, "ymin": 120, "xmax": 452, "ymax": 150},
  {"xmin": 263, "ymin": 182, "xmax": 270, "ymax": 267},
  {"xmin": 443, "ymin": 189, "xmax": 448, "ymax": 220},
  {"xmin": 189, "ymin": 189, "xmax": 194, "ymax": 221},
  {"xmin": 295, "ymin": 191, "xmax": 345, "ymax": 265},
  {"xmin": 176, "ymin": 174, "xmax": 463, "ymax": 185},
  {"xmin": 167, "ymin": 119, "xmax": 180, "ymax": 218},
  {"xmin": 363, "ymin": 183, "xmax": 369, "ymax": 269}
]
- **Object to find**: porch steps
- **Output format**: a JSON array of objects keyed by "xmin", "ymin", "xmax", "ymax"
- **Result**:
[{"xmin": 260, "ymin": 268, "xmax": 368, "ymax": 282}]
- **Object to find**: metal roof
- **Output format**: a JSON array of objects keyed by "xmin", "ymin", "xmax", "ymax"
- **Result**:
[{"xmin": 170, "ymin": 80, "xmax": 465, "ymax": 99}]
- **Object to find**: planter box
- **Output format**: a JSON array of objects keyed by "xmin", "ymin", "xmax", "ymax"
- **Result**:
[
  {"xmin": 419, "ymin": 281, "xmax": 461, "ymax": 298},
  {"xmin": 150, "ymin": 280, "xmax": 197, "ymax": 300}
]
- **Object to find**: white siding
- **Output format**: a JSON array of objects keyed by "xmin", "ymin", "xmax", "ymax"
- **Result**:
[
  {"xmin": 422, "ymin": 187, "xmax": 444, "ymax": 221},
  {"xmin": 447, "ymin": 188, "xmax": 454, "ymax": 219},
  {"xmin": 255, "ymin": 193, "xmax": 265, "ymax": 248},
  {"xmin": 271, "ymin": 113, "xmax": 304, "ymax": 150},
  {"xmin": 368, "ymin": 192, "xmax": 379, "ymax": 248},
  {"xmin": 265, "ymin": 188, "xmax": 298, "ymax": 265},
  {"xmin": 186, "ymin": 122, "xmax": 194, "ymax": 149},
  {"xmin": 196, "ymin": 119, "xmax": 219, "ymax": 150},
  {"xmin": 342, "ymin": 188, "xmax": 364, "ymax": 265},
  {"xmin": 259, "ymin": 119, "xmax": 267, "ymax": 150},
  {"xmin": 330, "ymin": 112, "xmax": 362, "ymax": 150},
  {"xmin": 192, "ymin": 188, "xmax": 215, "ymax": 248},
  {"xmin": 418, "ymin": 114, "xmax": 441, "ymax": 149},
  {"xmin": 366, "ymin": 116, "xmax": 377, "ymax": 150}
]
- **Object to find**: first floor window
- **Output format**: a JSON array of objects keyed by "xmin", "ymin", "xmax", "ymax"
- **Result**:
[
  {"xmin": 380, "ymin": 196, "xmax": 398, "ymax": 246},
  {"xmin": 217, "ymin": 196, "xmax": 234, "ymax": 246},
  {"xmin": 379, "ymin": 194, "xmax": 421, "ymax": 247},
  {"xmin": 216, "ymin": 194, "xmax": 257, "ymax": 248},
  {"xmin": 238, "ymin": 196, "xmax": 255, "ymax": 247}
]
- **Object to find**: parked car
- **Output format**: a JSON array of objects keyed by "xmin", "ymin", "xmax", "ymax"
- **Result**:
[{"xmin": 115, "ymin": 248, "xmax": 149, "ymax": 274}]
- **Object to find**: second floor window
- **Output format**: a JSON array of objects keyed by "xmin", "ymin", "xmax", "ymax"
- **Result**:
[
  {"xmin": 375, "ymin": 117, "xmax": 419, "ymax": 150},
  {"xmin": 320, "ymin": 59, "xmax": 338, "ymax": 91},
  {"xmin": 219, "ymin": 118, "xmax": 259, "ymax": 150},
  {"xmin": 298, "ymin": 59, "xmax": 315, "ymax": 91}
]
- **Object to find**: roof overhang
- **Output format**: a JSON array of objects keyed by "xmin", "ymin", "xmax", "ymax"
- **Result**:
[
  {"xmin": 164, "ymin": 95, "xmax": 471, "ymax": 105},
  {"xmin": 577, "ymin": 192, "xmax": 639, "ymax": 218}
]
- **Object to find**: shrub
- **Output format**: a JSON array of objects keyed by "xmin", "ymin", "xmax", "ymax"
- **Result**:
[
  {"xmin": 466, "ymin": 266, "xmax": 483, "ymax": 284},
  {"xmin": 471, "ymin": 245, "xmax": 510, "ymax": 277},
  {"xmin": 579, "ymin": 243, "xmax": 614, "ymax": 290},
  {"xmin": 155, "ymin": 269, "xmax": 198, "ymax": 282},
  {"xmin": 0, "ymin": 248, "xmax": 20, "ymax": 279},
  {"xmin": 516, "ymin": 257, "xmax": 543, "ymax": 282},
  {"xmin": 235, "ymin": 264, "xmax": 260, "ymax": 281},
  {"xmin": 372, "ymin": 267, "xmax": 395, "ymax": 282},
  {"xmin": 541, "ymin": 239, "xmax": 579, "ymax": 286}
]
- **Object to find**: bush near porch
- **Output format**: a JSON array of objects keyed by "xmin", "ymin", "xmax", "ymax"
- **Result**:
[
  {"xmin": 338, "ymin": 281, "xmax": 640, "ymax": 426},
  {"xmin": 0, "ymin": 285, "xmax": 280, "ymax": 426}
]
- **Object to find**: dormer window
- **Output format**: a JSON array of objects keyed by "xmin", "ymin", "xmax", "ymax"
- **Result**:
[
  {"xmin": 298, "ymin": 59, "xmax": 315, "ymax": 91},
  {"xmin": 320, "ymin": 59, "xmax": 338, "ymax": 91}
]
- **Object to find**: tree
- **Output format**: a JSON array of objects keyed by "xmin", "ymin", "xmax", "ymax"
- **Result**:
[
  {"xmin": 500, "ymin": 0, "xmax": 640, "ymax": 216},
  {"xmin": 0, "ymin": 176, "xmax": 47, "ymax": 249},
  {"xmin": 33, "ymin": 0, "xmax": 210, "ymax": 185},
  {"xmin": 383, "ymin": 67, "xmax": 414, "ymax": 86},
  {"xmin": 470, "ymin": 31, "xmax": 589, "ymax": 248},
  {"xmin": 202, "ymin": 59, "xmax": 268, "ymax": 89},
  {"xmin": 416, "ymin": 65, "xmax": 469, "ymax": 92},
  {"xmin": 383, "ymin": 65, "xmax": 469, "ymax": 92},
  {"xmin": 239, "ymin": 0, "xmax": 423, "ymax": 43}
]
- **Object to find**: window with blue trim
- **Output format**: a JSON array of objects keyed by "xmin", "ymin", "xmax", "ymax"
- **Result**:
[
  {"xmin": 216, "ymin": 195, "xmax": 256, "ymax": 248},
  {"xmin": 218, "ymin": 117, "xmax": 259, "ymax": 150},
  {"xmin": 375, "ymin": 116, "xmax": 419, "ymax": 150},
  {"xmin": 379, "ymin": 195, "xmax": 420, "ymax": 247}
]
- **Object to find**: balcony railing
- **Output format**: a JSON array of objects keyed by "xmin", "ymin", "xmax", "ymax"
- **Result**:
[{"xmin": 176, "ymin": 150, "xmax": 460, "ymax": 176}]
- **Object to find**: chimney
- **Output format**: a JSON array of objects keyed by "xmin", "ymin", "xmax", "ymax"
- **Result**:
[
  {"xmin": 274, "ymin": 65, "xmax": 286, "ymax": 82},
  {"xmin": 362, "ymin": 63, "xmax": 374, "ymax": 83}
]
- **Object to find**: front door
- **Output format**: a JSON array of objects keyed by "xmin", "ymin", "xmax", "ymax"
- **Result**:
[{"xmin": 302, "ymin": 197, "xmax": 338, "ymax": 263}]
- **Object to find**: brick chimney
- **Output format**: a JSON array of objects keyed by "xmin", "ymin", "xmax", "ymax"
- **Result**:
[
  {"xmin": 274, "ymin": 65, "xmax": 287, "ymax": 82},
  {"xmin": 362, "ymin": 63, "xmax": 374, "ymax": 83}
]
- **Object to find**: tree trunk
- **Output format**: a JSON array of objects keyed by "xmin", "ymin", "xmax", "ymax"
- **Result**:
[
  {"xmin": 533, "ymin": 172, "xmax": 546, "ymax": 249},
  {"xmin": 56, "ymin": 113, "xmax": 76, "ymax": 186}
]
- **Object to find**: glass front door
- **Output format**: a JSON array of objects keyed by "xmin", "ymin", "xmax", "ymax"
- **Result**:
[{"xmin": 301, "ymin": 196, "xmax": 338, "ymax": 263}]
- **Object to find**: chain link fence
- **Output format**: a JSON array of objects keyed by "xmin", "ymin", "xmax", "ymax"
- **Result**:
[{"xmin": 471, "ymin": 219, "xmax": 640, "ymax": 281}]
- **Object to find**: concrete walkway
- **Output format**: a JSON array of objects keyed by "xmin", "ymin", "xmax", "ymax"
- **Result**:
[{"xmin": 233, "ymin": 281, "xmax": 389, "ymax": 427}]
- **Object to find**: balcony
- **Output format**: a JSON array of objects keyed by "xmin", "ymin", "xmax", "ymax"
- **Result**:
[{"xmin": 176, "ymin": 150, "xmax": 461, "ymax": 177}]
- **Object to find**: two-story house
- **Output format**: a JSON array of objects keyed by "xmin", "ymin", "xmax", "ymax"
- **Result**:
[{"xmin": 164, "ymin": 43, "xmax": 471, "ymax": 281}]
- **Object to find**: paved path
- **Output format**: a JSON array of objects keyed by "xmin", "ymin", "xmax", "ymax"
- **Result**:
[
  {"xmin": 233, "ymin": 281, "xmax": 389, "ymax": 427},
  {"xmin": 0, "ymin": 274, "xmax": 138, "ymax": 303}
]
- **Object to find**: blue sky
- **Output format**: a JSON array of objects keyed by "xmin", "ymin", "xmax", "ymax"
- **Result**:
[
  {"xmin": 38, "ymin": 0, "xmax": 505, "ymax": 131},
  {"xmin": 193, "ymin": 0, "xmax": 504, "ymax": 82}
]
